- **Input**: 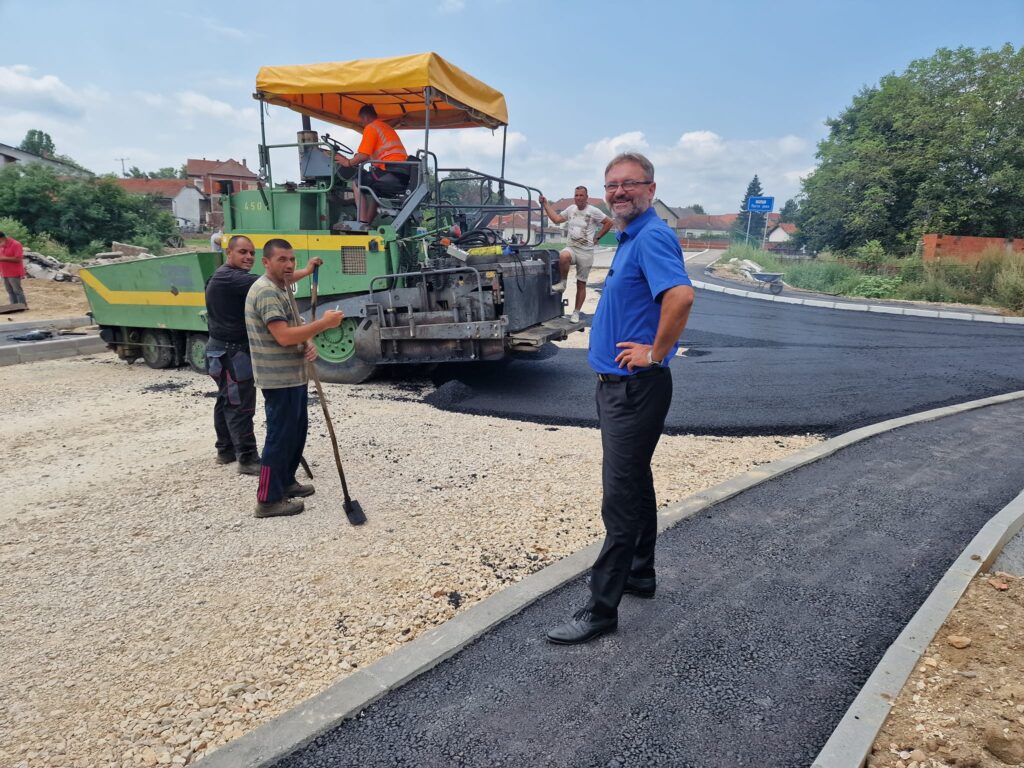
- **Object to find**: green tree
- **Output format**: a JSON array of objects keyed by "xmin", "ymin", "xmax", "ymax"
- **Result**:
[
  {"xmin": 19, "ymin": 129, "xmax": 56, "ymax": 158},
  {"xmin": 150, "ymin": 167, "xmax": 180, "ymax": 179},
  {"xmin": 127, "ymin": 166, "xmax": 148, "ymax": 179},
  {"xmin": 779, "ymin": 198, "xmax": 799, "ymax": 223},
  {"xmin": 687, "ymin": 203, "xmax": 706, "ymax": 214},
  {"xmin": 732, "ymin": 175, "xmax": 766, "ymax": 243},
  {"xmin": 797, "ymin": 44, "xmax": 1024, "ymax": 254},
  {"xmin": 0, "ymin": 164, "xmax": 175, "ymax": 254}
]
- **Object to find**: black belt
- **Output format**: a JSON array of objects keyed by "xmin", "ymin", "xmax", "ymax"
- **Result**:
[
  {"xmin": 597, "ymin": 366, "xmax": 667, "ymax": 383},
  {"xmin": 209, "ymin": 338, "xmax": 249, "ymax": 353}
]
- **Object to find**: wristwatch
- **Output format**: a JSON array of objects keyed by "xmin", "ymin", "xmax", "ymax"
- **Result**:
[{"xmin": 646, "ymin": 349, "xmax": 663, "ymax": 367}]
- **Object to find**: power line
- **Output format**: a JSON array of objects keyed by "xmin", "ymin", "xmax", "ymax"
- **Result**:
[{"xmin": 114, "ymin": 157, "xmax": 129, "ymax": 177}]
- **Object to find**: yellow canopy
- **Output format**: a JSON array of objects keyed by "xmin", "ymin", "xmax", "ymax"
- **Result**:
[{"xmin": 255, "ymin": 52, "xmax": 508, "ymax": 131}]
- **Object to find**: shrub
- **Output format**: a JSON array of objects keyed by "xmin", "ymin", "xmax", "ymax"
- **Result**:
[
  {"xmin": 899, "ymin": 257, "xmax": 925, "ymax": 283},
  {"xmin": 994, "ymin": 254, "xmax": 1024, "ymax": 312},
  {"xmin": 849, "ymin": 276, "xmax": 902, "ymax": 298},
  {"xmin": 0, "ymin": 216, "xmax": 31, "ymax": 243},
  {"xmin": 855, "ymin": 240, "xmax": 887, "ymax": 271}
]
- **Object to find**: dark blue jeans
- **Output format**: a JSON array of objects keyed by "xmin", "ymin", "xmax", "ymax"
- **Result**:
[
  {"xmin": 257, "ymin": 385, "xmax": 308, "ymax": 504},
  {"xmin": 588, "ymin": 368, "xmax": 673, "ymax": 619}
]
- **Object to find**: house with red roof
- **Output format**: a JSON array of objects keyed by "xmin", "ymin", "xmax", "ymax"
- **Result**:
[
  {"xmin": 114, "ymin": 178, "xmax": 207, "ymax": 230},
  {"xmin": 768, "ymin": 222, "xmax": 798, "ymax": 243},
  {"xmin": 185, "ymin": 158, "xmax": 259, "ymax": 227}
]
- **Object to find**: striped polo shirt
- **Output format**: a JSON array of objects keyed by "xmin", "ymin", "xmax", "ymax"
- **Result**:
[{"xmin": 244, "ymin": 275, "xmax": 308, "ymax": 389}]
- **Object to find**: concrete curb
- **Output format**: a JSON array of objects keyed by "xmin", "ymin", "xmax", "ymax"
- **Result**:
[
  {"xmin": 690, "ymin": 279, "xmax": 1024, "ymax": 325},
  {"xmin": 1, "ymin": 314, "xmax": 92, "ymax": 332},
  {"xmin": 0, "ymin": 335, "xmax": 106, "ymax": 367},
  {"xmin": 199, "ymin": 389, "xmax": 1024, "ymax": 768},
  {"xmin": 812, "ymin": 486, "xmax": 1024, "ymax": 768}
]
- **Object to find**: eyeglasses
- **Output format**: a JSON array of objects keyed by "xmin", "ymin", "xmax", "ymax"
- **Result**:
[{"xmin": 603, "ymin": 180, "xmax": 653, "ymax": 192}]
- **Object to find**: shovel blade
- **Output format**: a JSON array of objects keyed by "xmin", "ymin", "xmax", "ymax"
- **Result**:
[{"xmin": 344, "ymin": 499, "xmax": 366, "ymax": 526}]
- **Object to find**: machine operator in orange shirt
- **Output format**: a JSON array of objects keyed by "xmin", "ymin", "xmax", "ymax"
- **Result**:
[{"xmin": 334, "ymin": 105, "xmax": 409, "ymax": 228}]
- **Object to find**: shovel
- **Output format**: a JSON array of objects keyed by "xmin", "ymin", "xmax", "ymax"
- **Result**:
[{"xmin": 307, "ymin": 264, "xmax": 366, "ymax": 525}]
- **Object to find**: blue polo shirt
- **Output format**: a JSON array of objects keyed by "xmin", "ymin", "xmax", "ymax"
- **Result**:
[{"xmin": 588, "ymin": 206, "xmax": 691, "ymax": 375}]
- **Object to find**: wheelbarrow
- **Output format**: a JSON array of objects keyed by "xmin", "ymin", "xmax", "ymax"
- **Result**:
[{"xmin": 751, "ymin": 271, "xmax": 785, "ymax": 295}]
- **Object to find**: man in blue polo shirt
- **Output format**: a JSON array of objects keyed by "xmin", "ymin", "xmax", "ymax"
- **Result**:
[{"xmin": 547, "ymin": 152, "xmax": 695, "ymax": 645}]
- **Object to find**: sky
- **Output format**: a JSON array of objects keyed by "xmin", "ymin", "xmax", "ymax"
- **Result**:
[{"xmin": 1, "ymin": 0, "xmax": 1021, "ymax": 214}]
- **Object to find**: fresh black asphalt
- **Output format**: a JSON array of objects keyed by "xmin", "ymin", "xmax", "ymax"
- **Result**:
[
  {"xmin": 278, "ymin": 399, "xmax": 1024, "ymax": 768},
  {"xmin": 426, "ymin": 290, "xmax": 1024, "ymax": 436}
]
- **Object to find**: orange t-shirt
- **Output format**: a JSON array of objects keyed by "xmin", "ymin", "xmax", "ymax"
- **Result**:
[{"xmin": 358, "ymin": 120, "xmax": 407, "ymax": 169}]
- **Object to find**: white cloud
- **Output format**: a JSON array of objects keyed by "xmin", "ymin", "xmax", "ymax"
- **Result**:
[
  {"xmin": 439, "ymin": 0, "xmax": 466, "ymax": 12},
  {"xmin": 0, "ymin": 65, "xmax": 89, "ymax": 118},
  {"xmin": 135, "ymin": 91, "xmax": 166, "ymax": 108},
  {"xmin": 178, "ymin": 13, "xmax": 247, "ymax": 39},
  {"xmin": 176, "ymin": 91, "xmax": 257, "ymax": 127}
]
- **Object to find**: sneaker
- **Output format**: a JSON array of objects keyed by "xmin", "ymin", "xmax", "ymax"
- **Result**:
[
  {"xmin": 254, "ymin": 499, "xmax": 305, "ymax": 518},
  {"xmin": 570, "ymin": 310, "xmax": 581, "ymax": 324},
  {"xmin": 237, "ymin": 462, "xmax": 261, "ymax": 476},
  {"xmin": 216, "ymin": 453, "xmax": 236, "ymax": 465},
  {"xmin": 285, "ymin": 482, "xmax": 315, "ymax": 498},
  {"xmin": 551, "ymin": 280, "xmax": 567, "ymax": 292}
]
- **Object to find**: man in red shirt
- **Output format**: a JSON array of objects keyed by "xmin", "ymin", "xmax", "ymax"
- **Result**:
[
  {"xmin": 334, "ymin": 105, "xmax": 409, "ymax": 228},
  {"xmin": 0, "ymin": 231, "xmax": 27, "ymax": 309}
]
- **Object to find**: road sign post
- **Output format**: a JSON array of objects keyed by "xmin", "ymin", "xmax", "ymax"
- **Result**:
[{"xmin": 745, "ymin": 196, "xmax": 774, "ymax": 247}]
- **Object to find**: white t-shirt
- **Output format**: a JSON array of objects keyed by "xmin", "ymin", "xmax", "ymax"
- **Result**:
[{"xmin": 561, "ymin": 204, "xmax": 607, "ymax": 248}]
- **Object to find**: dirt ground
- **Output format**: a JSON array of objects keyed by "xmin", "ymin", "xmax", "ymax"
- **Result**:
[
  {"xmin": 2, "ymin": 279, "xmax": 90, "ymax": 323},
  {"xmin": 868, "ymin": 572, "xmax": 1024, "ymax": 768}
]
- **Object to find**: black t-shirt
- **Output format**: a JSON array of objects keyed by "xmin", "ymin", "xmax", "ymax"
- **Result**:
[{"xmin": 205, "ymin": 264, "xmax": 259, "ymax": 343}]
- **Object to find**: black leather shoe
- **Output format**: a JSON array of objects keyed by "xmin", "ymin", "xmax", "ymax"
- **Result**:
[
  {"xmin": 624, "ymin": 576, "xmax": 657, "ymax": 599},
  {"xmin": 546, "ymin": 608, "xmax": 617, "ymax": 645},
  {"xmin": 216, "ymin": 452, "xmax": 236, "ymax": 465},
  {"xmin": 586, "ymin": 573, "xmax": 657, "ymax": 599}
]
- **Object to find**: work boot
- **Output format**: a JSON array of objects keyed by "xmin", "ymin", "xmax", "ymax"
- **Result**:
[
  {"xmin": 216, "ymin": 452, "xmax": 236, "ymax": 465},
  {"xmin": 254, "ymin": 499, "xmax": 304, "ymax": 518},
  {"xmin": 237, "ymin": 461, "xmax": 261, "ymax": 476},
  {"xmin": 551, "ymin": 280, "xmax": 567, "ymax": 293},
  {"xmin": 285, "ymin": 482, "xmax": 315, "ymax": 498}
]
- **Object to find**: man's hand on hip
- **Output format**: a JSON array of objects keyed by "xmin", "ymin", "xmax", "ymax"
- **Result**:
[{"xmin": 614, "ymin": 341, "xmax": 654, "ymax": 371}]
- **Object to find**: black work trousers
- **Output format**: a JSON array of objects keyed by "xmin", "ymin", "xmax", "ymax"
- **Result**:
[
  {"xmin": 208, "ymin": 348, "xmax": 259, "ymax": 463},
  {"xmin": 588, "ymin": 368, "xmax": 673, "ymax": 619},
  {"xmin": 257, "ymin": 385, "xmax": 308, "ymax": 504}
]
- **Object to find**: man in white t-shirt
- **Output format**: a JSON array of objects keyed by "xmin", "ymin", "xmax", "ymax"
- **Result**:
[{"xmin": 540, "ymin": 186, "xmax": 613, "ymax": 323}]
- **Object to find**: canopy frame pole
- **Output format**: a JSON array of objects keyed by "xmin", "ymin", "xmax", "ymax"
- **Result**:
[{"xmin": 499, "ymin": 124, "xmax": 507, "ymax": 200}]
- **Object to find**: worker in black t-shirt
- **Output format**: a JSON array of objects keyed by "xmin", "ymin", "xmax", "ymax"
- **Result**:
[{"xmin": 204, "ymin": 235, "xmax": 321, "ymax": 474}]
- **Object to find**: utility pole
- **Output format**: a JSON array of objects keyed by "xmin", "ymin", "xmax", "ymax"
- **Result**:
[{"xmin": 114, "ymin": 157, "xmax": 129, "ymax": 177}]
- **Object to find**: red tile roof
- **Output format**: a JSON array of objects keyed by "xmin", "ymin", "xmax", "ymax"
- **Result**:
[
  {"xmin": 777, "ymin": 222, "xmax": 798, "ymax": 235},
  {"xmin": 186, "ymin": 158, "xmax": 256, "ymax": 179},
  {"xmin": 114, "ymin": 179, "xmax": 202, "ymax": 198}
]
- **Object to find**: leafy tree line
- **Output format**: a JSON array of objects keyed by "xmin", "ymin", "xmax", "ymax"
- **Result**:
[
  {"xmin": 795, "ymin": 44, "xmax": 1024, "ymax": 254},
  {"xmin": 0, "ymin": 163, "xmax": 176, "ymax": 259}
]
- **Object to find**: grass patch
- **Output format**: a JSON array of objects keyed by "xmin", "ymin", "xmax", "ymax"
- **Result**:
[{"xmin": 717, "ymin": 243, "xmax": 1023, "ymax": 313}]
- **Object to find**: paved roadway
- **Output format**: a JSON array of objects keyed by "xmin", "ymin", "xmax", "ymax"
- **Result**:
[
  {"xmin": 279, "ymin": 398, "xmax": 1024, "ymax": 768},
  {"xmin": 426, "ymin": 287, "xmax": 1024, "ymax": 436}
]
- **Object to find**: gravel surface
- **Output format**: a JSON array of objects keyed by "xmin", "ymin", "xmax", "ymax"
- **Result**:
[
  {"xmin": 0, "ymin": 353, "xmax": 817, "ymax": 768},
  {"xmin": 278, "ymin": 399, "xmax": 1024, "ymax": 768}
]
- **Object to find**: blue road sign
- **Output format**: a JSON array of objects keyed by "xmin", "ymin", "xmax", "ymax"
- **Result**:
[{"xmin": 747, "ymin": 196, "xmax": 774, "ymax": 212}]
